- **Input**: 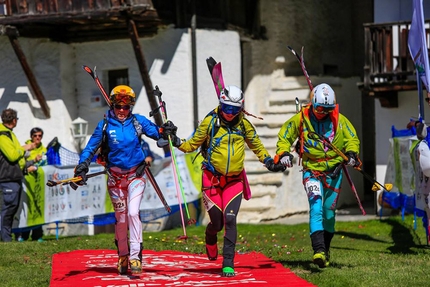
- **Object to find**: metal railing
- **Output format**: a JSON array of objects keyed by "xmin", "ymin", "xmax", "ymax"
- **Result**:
[{"xmin": 362, "ymin": 21, "xmax": 430, "ymax": 93}]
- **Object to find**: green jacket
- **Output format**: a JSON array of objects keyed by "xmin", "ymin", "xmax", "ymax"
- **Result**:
[
  {"xmin": 25, "ymin": 139, "xmax": 47, "ymax": 166},
  {"xmin": 276, "ymin": 105, "xmax": 360, "ymax": 171},
  {"xmin": 0, "ymin": 123, "xmax": 26, "ymax": 182}
]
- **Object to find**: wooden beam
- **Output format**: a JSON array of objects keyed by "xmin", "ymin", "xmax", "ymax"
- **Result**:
[
  {"xmin": 7, "ymin": 26, "xmax": 50, "ymax": 118},
  {"xmin": 127, "ymin": 18, "xmax": 169, "ymax": 154}
]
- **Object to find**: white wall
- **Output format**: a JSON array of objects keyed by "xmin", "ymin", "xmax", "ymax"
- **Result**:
[
  {"xmin": 374, "ymin": 0, "xmax": 430, "ymax": 23},
  {"xmin": 0, "ymin": 28, "xmax": 240, "ymax": 156}
]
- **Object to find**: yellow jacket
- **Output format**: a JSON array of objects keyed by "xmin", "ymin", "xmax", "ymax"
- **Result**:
[{"xmin": 178, "ymin": 108, "xmax": 271, "ymax": 176}]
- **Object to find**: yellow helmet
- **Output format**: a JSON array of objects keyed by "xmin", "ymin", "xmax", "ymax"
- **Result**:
[{"xmin": 109, "ymin": 85, "xmax": 136, "ymax": 106}]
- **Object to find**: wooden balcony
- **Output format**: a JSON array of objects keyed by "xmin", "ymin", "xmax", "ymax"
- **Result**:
[
  {"xmin": 0, "ymin": 0, "xmax": 160, "ymax": 42},
  {"xmin": 359, "ymin": 21, "xmax": 430, "ymax": 107}
]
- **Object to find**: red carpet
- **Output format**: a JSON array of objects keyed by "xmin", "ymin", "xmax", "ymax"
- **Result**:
[{"xmin": 50, "ymin": 249, "xmax": 316, "ymax": 287}]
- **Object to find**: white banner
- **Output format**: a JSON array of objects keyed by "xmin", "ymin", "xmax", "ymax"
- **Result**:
[{"xmin": 15, "ymin": 151, "xmax": 202, "ymax": 228}]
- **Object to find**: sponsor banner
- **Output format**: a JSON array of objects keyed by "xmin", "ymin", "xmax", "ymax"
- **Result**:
[{"xmin": 14, "ymin": 151, "xmax": 202, "ymax": 228}]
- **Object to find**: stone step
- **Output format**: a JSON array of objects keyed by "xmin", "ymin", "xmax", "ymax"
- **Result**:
[
  {"xmin": 251, "ymin": 113, "xmax": 295, "ymax": 128},
  {"xmin": 247, "ymin": 172, "xmax": 283, "ymax": 186},
  {"xmin": 247, "ymin": 183, "xmax": 278, "ymax": 197},
  {"xmin": 250, "ymin": 126, "xmax": 280, "ymax": 137},
  {"xmin": 240, "ymin": 194, "xmax": 273, "ymax": 212},
  {"xmin": 268, "ymin": 89, "xmax": 310, "ymax": 106},
  {"xmin": 261, "ymin": 104, "xmax": 299, "ymax": 114},
  {"xmin": 271, "ymin": 75, "xmax": 310, "ymax": 90}
]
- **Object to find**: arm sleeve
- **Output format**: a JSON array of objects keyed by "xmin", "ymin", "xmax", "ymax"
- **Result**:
[
  {"xmin": 177, "ymin": 115, "xmax": 213, "ymax": 153},
  {"xmin": 341, "ymin": 116, "xmax": 360, "ymax": 154},
  {"xmin": 140, "ymin": 115, "xmax": 162, "ymax": 141},
  {"xmin": 276, "ymin": 114, "xmax": 300, "ymax": 155},
  {"xmin": 242, "ymin": 118, "xmax": 271, "ymax": 163},
  {"xmin": 0, "ymin": 133, "xmax": 25, "ymax": 162}
]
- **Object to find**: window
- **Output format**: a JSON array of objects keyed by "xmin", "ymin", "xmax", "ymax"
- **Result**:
[{"xmin": 108, "ymin": 68, "xmax": 129, "ymax": 92}]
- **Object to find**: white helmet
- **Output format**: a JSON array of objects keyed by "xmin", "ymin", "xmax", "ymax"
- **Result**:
[
  {"xmin": 219, "ymin": 85, "xmax": 244, "ymax": 108},
  {"xmin": 310, "ymin": 83, "xmax": 336, "ymax": 112}
]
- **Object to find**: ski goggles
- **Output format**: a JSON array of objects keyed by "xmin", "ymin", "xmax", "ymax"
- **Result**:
[
  {"xmin": 114, "ymin": 104, "xmax": 131, "ymax": 110},
  {"xmin": 313, "ymin": 105, "xmax": 335, "ymax": 114},
  {"xmin": 112, "ymin": 94, "xmax": 135, "ymax": 106},
  {"xmin": 220, "ymin": 103, "xmax": 242, "ymax": 115}
]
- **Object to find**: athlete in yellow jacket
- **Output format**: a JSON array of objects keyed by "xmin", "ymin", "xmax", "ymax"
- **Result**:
[{"xmin": 162, "ymin": 85, "xmax": 284, "ymax": 277}]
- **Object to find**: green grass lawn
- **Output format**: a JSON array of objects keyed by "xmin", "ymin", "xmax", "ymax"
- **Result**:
[{"xmin": 1, "ymin": 214, "xmax": 429, "ymax": 287}]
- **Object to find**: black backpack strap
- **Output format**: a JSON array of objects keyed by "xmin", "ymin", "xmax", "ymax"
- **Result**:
[
  {"xmin": 0, "ymin": 130, "xmax": 12, "ymax": 139},
  {"xmin": 98, "ymin": 116, "xmax": 109, "ymax": 164}
]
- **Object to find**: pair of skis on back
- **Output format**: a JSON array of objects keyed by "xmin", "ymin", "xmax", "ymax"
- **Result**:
[
  {"xmin": 47, "ymin": 66, "xmax": 171, "ymax": 214},
  {"xmin": 83, "ymin": 65, "xmax": 198, "ymax": 238},
  {"xmin": 206, "ymin": 57, "xmax": 253, "ymax": 200}
]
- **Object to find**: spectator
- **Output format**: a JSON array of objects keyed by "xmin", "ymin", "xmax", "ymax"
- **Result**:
[
  {"xmin": 0, "ymin": 109, "xmax": 34, "ymax": 242},
  {"xmin": 16, "ymin": 127, "xmax": 47, "ymax": 242}
]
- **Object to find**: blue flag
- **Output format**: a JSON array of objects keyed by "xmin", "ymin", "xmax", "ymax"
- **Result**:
[{"xmin": 408, "ymin": 0, "xmax": 430, "ymax": 93}]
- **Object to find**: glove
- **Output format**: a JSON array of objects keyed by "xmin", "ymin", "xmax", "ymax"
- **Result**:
[
  {"xmin": 74, "ymin": 163, "xmax": 89, "ymax": 186},
  {"xmin": 345, "ymin": 151, "xmax": 359, "ymax": 167},
  {"xmin": 416, "ymin": 122, "xmax": 428, "ymax": 140},
  {"xmin": 279, "ymin": 152, "xmax": 294, "ymax": 168},
  {"xmin": 157, "ymin": 135, "xmax": 182, "ymax": 148},
  {"xmin": 265, "ymin": 158, "xmax": 286, "ymax": 172},
  {"xmin": 160, "ymin": 121, "xmax": 178, "ymax": 140},
  {"xmin": 136, "ymin": 163, "xmax": 146, "ymax": 177}
]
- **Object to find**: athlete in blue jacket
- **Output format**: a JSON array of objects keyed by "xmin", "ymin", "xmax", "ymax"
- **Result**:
[{"xmin": 74, "ymin": 85, "xmax": 168, "ymax": 275}]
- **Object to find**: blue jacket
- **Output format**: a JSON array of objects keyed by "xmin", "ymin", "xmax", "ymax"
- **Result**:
[{"xmin": 79, "ymin": 111, "xmax": 161, "ymax": 169}]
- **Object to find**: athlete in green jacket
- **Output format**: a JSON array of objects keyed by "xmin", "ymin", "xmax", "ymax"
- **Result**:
[{"xmin": 276, "ymin": 83, "xmax": 360, "ymax": 268}]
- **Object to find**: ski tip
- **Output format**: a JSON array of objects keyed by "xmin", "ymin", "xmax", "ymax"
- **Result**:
[
  {"xmin": 287, "ymin": 45, "xmax": 293, "ymax": 50},
  {"xmin": 82, "ymin": 65, "xmax": 92, "ymax": 73},
  {"xmin": 206, "ymin": 57, "xmax": 217, "ymax": 73}
]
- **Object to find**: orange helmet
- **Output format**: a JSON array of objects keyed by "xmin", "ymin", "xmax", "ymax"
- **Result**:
[{"xmin": 109, "ymin": 85, "xmax": 136, "ymax": 106}]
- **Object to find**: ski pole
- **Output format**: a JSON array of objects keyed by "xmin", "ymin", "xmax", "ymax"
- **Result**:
[
  {"xmin": 153, "ymin": 86, "xmax": 196, "ymax": 235},
  {"xmin": 308, "ymin": 131, "xmax": 391, "ymax": 192},
  {"xmin": 46, "ymin": 170, "xmax": 106, "ymax": 188},
  {"xmin": 342, "ymin": 164, "xmax": 366, "ymax": 215}
]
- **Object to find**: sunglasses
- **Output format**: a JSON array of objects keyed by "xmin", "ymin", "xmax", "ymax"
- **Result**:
[
  {"xmin": 114, "ymin": 104, "xmax": 131, "ymax": 110},
  {"xmin": 220, "ymin": 103, "xmax": 242, "ymax": 115},
  {"xmin": 32, "ymin": 134, "xmax": 43, "ymax": 138},
  {"xmin": 313, "ymin": 105, "xmax": 335, "ymax": 114}
]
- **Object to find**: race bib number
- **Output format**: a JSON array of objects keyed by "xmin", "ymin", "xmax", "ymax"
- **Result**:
[
  {"xmin": 202, "ymin": 192, "xmax": 215, "ymax": 211},
  {"xmin": 111, "ymin": 196, "xmax": 126, "ymax": 212},
  {"xmin": 305, "ymin": 179, "xmax": 322, "ymax": 199}
]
